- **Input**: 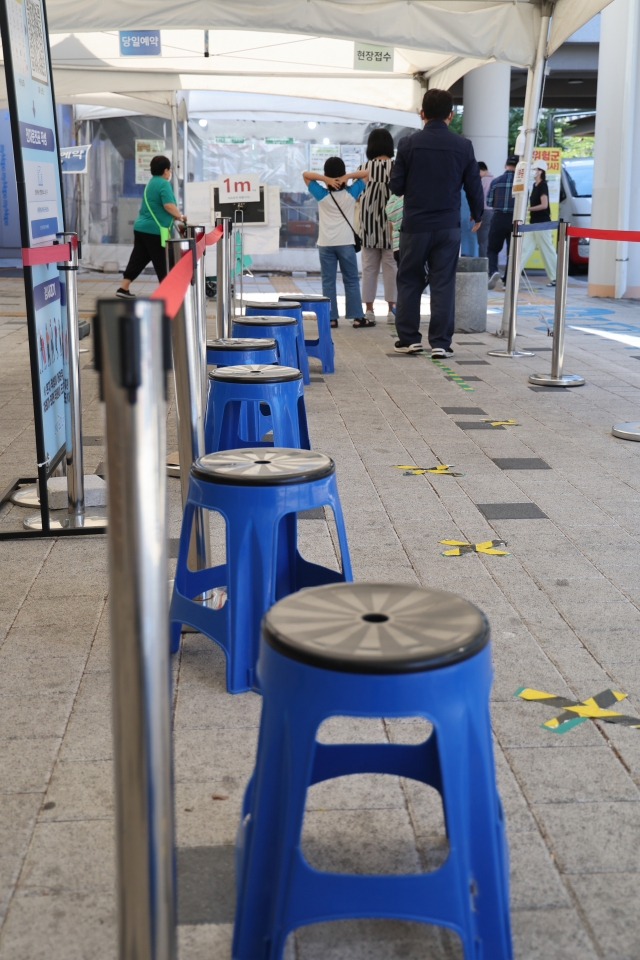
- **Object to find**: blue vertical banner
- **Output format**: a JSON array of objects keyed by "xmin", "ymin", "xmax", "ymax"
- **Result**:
[{"xmin": 0, "ymin": 0, "xmax": 67, "ymax": 497}]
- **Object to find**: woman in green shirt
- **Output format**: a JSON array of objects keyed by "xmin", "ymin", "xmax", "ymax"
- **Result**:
[{"xmin": 117, "ymin": 155, "xmax": 187, "ymax": 299}]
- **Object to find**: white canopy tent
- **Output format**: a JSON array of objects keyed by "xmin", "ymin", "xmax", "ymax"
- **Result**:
[
  {"xmin": 43, "ymin": 0, "xmax": 607, "ymax": 65},
  {"xmin": 0, "ymin": 2, "xmax": 613, "ymax": 117}
]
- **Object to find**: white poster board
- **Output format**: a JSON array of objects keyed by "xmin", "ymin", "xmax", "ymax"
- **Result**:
[{"xmin": 134, "ymin": 139, "xmax": 167, "ymax": 184}]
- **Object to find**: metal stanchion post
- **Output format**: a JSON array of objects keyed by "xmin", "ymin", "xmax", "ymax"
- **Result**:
[
  {"xmin": 233, "ymin": 210, "xmax": 244, "ymax": 317},
  {"xmin": 166, "ymin": 238, "xmax": 211, "ymax": 577},
  {"xmin": 186, "ymin": 225, "xmax": 208, "ymax": 403},
  {"xmin": 227, "ymin": 220, "xmax": 235, "ymax": 321},
  {"xmin": 488, "ymin": 221, "xmax": 535, "ymax": 358},
  {"xmin": 216, "ymin": 217, "xmax": 231, "ymax": 338},
  {"xmin": 498, "ymin": 237, "xmax": 514, "ymax": 338},
  {"xmin": 61, "ymin": 233, "xmax": 84, "ymax": 515},
  {"xmin": 94, "ymin": 297, "xmax": 176, "ymax": 960},
  {"xmin": 529, "ymin": 221, "xmax": 584, "ymax": 388},
  {"xmin": 167, "ymin": 227, "xmax": 207, "ymax": 480},
  {"xmin": 21, "ymin": 233, "xmax": 107, "ymax": 528}
]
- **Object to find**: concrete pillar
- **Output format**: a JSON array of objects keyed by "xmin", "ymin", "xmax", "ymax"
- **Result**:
[
  {"xmin": 462, "ymin": 62, "xmax": 511, "ymax": 177},
  {"xmin": 589, "ymin": 0, "xmax": 640, "ymax": 298}
]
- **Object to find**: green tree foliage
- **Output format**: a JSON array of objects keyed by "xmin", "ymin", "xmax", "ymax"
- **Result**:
[
  {"xmin": 443, "ymin": 105, "xmax": 593, "ymax": 158},
  {"xmin": 508, "ymin": 107, "xmax": 593, "ymax": 157}
]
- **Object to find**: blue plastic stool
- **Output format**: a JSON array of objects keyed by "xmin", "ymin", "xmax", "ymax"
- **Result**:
[
  {"xmin": 207, "ymin": 337, "xmax": 278, "ymax": 367},
  {"xmin": 232, "ymin": 316, "xmax": 298, "ymax": 370},
  {"xmin": 205, "ymin": 364, "xmax": 310, "ymax": 453},
  {"xmin": 169, "ymin": 449, "xmax": 353, "ymax": 692},
  {"xmin": 279, "ymin": 294, "xmax": 334, "ymax": 374},
  {"xmin": 244, "ymin": 301, "xmax": 310, "ymax": 385},
  {"xmin": 233, "ymin": 582, "xmax": 512, "ymax": 960}
]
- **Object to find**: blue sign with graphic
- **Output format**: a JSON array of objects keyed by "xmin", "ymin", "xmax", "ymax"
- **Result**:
[
  {"xmin": 60, "ymin": 144, "xmax": 90, "ymax": 174},
  {"xmin": 0, "ymin": 0, "xmax": 67, "ymax": 475},
  {"xmin": 119, "ymin": 30, "xmax": 161, "ymax": 56}
]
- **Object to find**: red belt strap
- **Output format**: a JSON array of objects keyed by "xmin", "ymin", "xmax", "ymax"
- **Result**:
[
  {"xmin": 205, "ymin": 224, "xmax": 224, "ymax": 246},
  {"xmin": 150, "ymin": 248, "xmax": 193, "ymax": 320},
  {"xmin": 567, "ymin": 226, "xmax": 640, "ymax": 243},
  {"xmin": 22, "ymin": 243, "xmax": 71, "ymax": 266}
]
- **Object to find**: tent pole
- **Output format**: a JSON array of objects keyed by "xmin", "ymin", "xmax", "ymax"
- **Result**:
[
  {"xmin": 500, "ymin": 3, "xmax": 552, "ymax": 336},
  {"xmin": 171, "ymin": 92, "xmax": 179, "ymax": 202},
  {"xmin": 183, "ymin": 118, "xmax": 188, "ymax": 210}
]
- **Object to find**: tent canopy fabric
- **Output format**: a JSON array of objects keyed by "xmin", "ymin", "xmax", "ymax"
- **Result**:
[
  {"xmin": 45, "ymin": 1, "xmax": 612, "ymax": 64},
  {"xmin": 0, "ymin": 3, "xmax": 612, "ymax": 116}
]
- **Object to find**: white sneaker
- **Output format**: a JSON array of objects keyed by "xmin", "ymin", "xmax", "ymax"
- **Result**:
[
  {"xmin": 394, "ymin": 340, "xmax": 424, "ymax": 354},
  {"xmin": 487, "ymin": 272, "xmax": 501, "ymax": 290},
  {"xmin": 365, "ymin": 310, "xmax": 376, "ymax": 324},
  {"xmin": 431, "ymin": 347, "xmax": 454, "ymax": 359},
  {"xmin": 387, "ymin": 311, "xmax": 396, "ymax": 324}
]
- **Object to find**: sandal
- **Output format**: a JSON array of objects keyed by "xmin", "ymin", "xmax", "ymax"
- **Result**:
[
  {"xmin": 352, "ymin": 317, "xmax": 376, "ymax": 328},
  {"xmin": 330, "ymin": 319, "xmax": 339, "ymax": 328}
]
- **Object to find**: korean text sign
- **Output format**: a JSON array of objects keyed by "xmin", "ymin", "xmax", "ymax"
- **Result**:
[{"xmin": 0, "ymin": 0, "xmax": 66, "ymax": 465}]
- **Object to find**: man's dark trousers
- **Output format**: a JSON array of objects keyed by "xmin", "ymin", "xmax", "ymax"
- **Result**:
[
  {"xmin": 487, "ymin": 210, "xmax": 513, "ymax": 278},
  {"xmin": 395, "ymin": 228, "xmax": 460, "ymax": 349}
]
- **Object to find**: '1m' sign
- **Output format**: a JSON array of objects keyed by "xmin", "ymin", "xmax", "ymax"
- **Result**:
[{"xmin": 219, "ymin": 173, "xmax": 259, "ymax": 204}]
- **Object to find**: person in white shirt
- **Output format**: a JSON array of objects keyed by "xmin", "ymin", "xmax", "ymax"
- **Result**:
[{"xmin": 303, "ymin": 158, "xmax": 370, "ymax": 327}]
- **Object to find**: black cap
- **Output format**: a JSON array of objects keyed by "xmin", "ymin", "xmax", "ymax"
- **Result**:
[{"xmin": 506, "ymin": 155, "xmax": 519, "ymax": 167}]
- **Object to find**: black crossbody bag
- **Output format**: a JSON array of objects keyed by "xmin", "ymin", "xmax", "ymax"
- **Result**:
[{"xmin": 329, "ymin": 188, "xmax": 362, "ymax": 253}]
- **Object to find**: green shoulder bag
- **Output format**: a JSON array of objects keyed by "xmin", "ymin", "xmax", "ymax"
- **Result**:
[{"xmin": 143, "ymin": 182, "xmax": 172, "ymax": 247}]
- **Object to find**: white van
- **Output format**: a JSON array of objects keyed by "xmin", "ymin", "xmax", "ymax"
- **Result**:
[{"xmin": 559, "ymin": 157, "xmax": 593, "ymax": 272}]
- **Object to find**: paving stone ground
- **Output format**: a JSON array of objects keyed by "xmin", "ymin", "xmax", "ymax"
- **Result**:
[{"xmin": 1, "ymin": 268, "xmax": 640, "ymax": 959}]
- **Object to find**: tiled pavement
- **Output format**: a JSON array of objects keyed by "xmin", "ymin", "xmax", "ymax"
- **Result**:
[{"xmin": 1, "ymin": 269, "xmax": 640, "ymax": 958}]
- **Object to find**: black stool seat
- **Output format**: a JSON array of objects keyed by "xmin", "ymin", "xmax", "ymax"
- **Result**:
[
  {"xmin": 279, "ymin": 294, "xmax": 330, "ymax": 303},
  {"xmin": 234, "ymin": 315, "xmax": 297, "ymax": 326},
  {"xmin": 206, "ymin": 337, "xmax": 277, "ymax": 351},
  {"xmin": 263, "ymin": 582, "xmax": 489, "ymax": 673},
  {"xmin": 209, "ymin": 364, "xmax": 300, "ymax": 384},
  {"xmin": 191, "ymin": 448, "xmax": 334, "ymax": 486},
  {"xmin": 244, "ymin": 300, "xmax": 300, "ymax": 310}
]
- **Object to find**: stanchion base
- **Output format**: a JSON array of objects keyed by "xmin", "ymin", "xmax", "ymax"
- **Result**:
[
  {"xmin": 11, "ymin": 485, "xmax": 40, "ymax": 508},
  {"xmin": 487, "ymin": 349, "xmax": 535, "ymax": 358},
  {"xmin": 167, "ymin": 452, "xmax": 180, "ymax": 478},
  {"xmin": 528, "ymin": 373, "xmax": 585, "ymax": 387},
  {"xmin": 612, "ymin": 421, "xmax": 640, "ymax": 441},
  {"xmin": 23, "ymin": 509, "xmax": 108, "ymax": 531}
]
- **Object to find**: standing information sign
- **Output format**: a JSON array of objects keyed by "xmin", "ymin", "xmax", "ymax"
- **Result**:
[{"xmin": 0, "ymin": 0, "xmax": 66, "ymax": 533}]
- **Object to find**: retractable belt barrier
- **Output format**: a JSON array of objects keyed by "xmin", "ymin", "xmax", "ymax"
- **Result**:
[
  {"xmin": 556, "ymin": 223, "xmax": 640, "ymax": 436},
  {"xmin": 488, "ymin": 220, "xmax": 534, "ymax": 359},
  {"xmin": 10, "ymin": 233, "xmax": 109, "ymax": 534},
  {"xmin": 528, "ymin": 219, "xmax": 582, "ymax": 388},
  {"xmin": 21, "ymin": 234, "xmax": 77, "ymax": 266},
  {"xmin": 518, "ymin": 220, "xmax": 559, "ymax": 233},
  {"xmin": 567, "ymin": 225, "xmax": 640, "ymax": 243},
  {"xmin": 151, "ymin": 224, "xmax": 223, "ymax": 320}
]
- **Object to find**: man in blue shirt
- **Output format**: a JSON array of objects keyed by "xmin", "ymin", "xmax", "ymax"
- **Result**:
[
  {"xmin": 389, "ymin": 88, "xmax": 484, "ymax": 357},
  {"xmin": 486, "ymin": 156, "xmax": 518, "ymax": 288}
]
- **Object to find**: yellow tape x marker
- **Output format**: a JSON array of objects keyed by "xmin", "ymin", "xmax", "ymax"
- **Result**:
[
  {"xmin": 515, "ymin": 686, "xmax": 640, "ymax": 734},
  {"xmin": 395, "ymin": 464, "xmax": 465, "ymax": 477},
  {"xmin": 439, "ymin": 539, "xmax": 509, "ymax": 557},
  {"xmin": 481, "ymin": 419, "xmax": 519, "ymax": 427}
]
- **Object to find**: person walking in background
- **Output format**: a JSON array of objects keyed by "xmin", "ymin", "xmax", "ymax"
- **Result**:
[
  {"xmin": 116, "ymin": 155, "xmax": 186, "ymax": 299},
  {"xmin": 303, "ymin": 159, "xmax": 370, "ymax": 328},
  {"xmin": 486, "ymin": 155, "xmax": 517, "ymax": 290},
  {"xmin": 521, "ymin": 159, "xmax": 557, "ymax": 287},
  {"xmin": 357, "ymin": 128, "xmax": 397, "ymax": 324},
  {"xmin": 389, "ymin": 88, "xmax": 483, "ymax": 357},
  {"xmin": 477, "ymin": 161, "xmax": 495, "ymax": 260},
  {"xmin": 460, "ymin": 189, "xmax": 479, "ymax": 257}
]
